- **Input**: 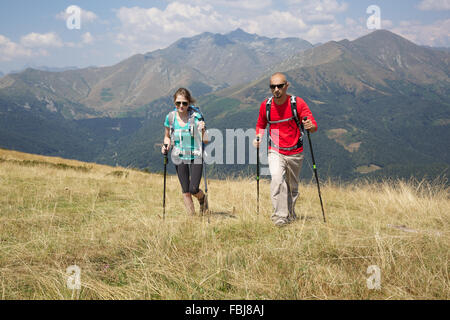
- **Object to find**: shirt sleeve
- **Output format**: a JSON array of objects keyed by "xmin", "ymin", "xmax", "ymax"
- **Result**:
[
  {"xmin": 164, "ymin": 114, "xmax": 170, "ymax": 128},
  {"xmin": 255, "ymin": 100, "xmax": 268, "ymax": 136},
  {"xmin": 297, "ymin": 97, "xmax": 318, "ymax": 130}
]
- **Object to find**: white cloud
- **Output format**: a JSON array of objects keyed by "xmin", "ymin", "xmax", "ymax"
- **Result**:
[
  {"xmin": 287, "ymin": 0, "xmax": 348, "ymax": 13},
  {"xmin": 21, "ymin": 32, "xmax": 64, "ymax": 48},
  {"xmin": 20, "ymin": 31, "xmax": 94, "ymax": 49},
  {"xmin": 381, "ymin": 20, "xmax": 394, "ymax": 29},
  {"xmin": 114, "ymin": 0, "xmax": 354, "ymax": 53},
  {"xmin": 389, "ymin": 19, "xmax": 450, "ymax": 47},
  {"xmin": 417, "ymin": 0, "xmax": 450, "ymax": 11},
  {"xmin": 305, "ymin": 13, "xmax": 336, "ymax": 24},
  {"xmin": 0, "ymin": 30, "xmax": 97, "ymax": 64},
  {"xmin": 345, "ymin": 17, "xmax": 356, "ymax": 26},
  {"xmin": 302, "ymin": 21, "xmax": 368, "ymax": 44},
  {"xmin": 241, "ymin": 11, "xmax": 307, "ymax": 37},
  {"xmin": 164, "ymin": 0, "xmax": 272, "ymax": 11},
  {"xmin": 115, "ymin": 3, "xmax": 240, "ymax": 53},
  {"xmin": 0, "ymin": 35, "xmax": 32, "ymax": 61},
  {"xmin": 116, "ymin": 1, "xmax": 346, "ymax": 53},
  {"xmin": 81, "ymin": 32, "xmax": 94, "ymax": 45},
  {"xmin": 264, "ymin": 0, "xmax": 351, "ymax": 40},
  {"xmin": 221, "ymin": 0, "xmax": 272, "ymax": 10},
  {"xmin": 112, "ymin": 0, "xmax": 447, "ymax": 56},
  {"xmin": 0, "ymin": 32, "xmax": 70, "ymax": 62}
]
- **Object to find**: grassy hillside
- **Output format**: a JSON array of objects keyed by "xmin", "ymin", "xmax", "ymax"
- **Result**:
[{"xmin": 0, "ymin": 148, "xmax": 448, "ymax": 299}]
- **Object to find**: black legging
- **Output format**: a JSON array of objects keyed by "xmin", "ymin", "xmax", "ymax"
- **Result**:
[{"xmin": 175, "ymin": 161, "xmax": 203, "ymax": 194}]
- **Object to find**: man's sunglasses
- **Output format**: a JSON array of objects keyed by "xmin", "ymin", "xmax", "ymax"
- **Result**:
[
  {"xmin": 175, "ymin": 101, "xmax": 189, "ymax": 107},
  {"xmin": 270, "ymin": 83, "xmax": 286, "ymax": 90}
]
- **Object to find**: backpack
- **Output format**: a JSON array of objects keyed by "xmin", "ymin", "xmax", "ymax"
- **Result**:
[
  {"xmin": 265, "ymin": 95, "xmax": 304, "ymax": 151},
  {"xmin": 168, "ymin": 105, "xmax": 205, "ymax": 157}
]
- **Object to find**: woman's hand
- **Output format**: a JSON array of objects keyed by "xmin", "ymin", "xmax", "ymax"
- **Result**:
[
  {"xmin": 161, "ymin": 144, "xmax": 169, "ymax": 155},
  {"xmin": 198, "ymin": 121, "xmax": 209, "ymax": 143},
  {"xmin": 198, "ymin": 121, "xmax": 206, "ymax": 132}
]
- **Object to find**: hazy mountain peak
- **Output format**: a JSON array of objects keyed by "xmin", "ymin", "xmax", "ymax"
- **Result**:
[
  {"xmin": 229, "ymin": 28, "xmax": 247, "ymax": 35},
  {"xmin": 353, "ymin": 29, "xmax": 416, "ymax": 48},
  {"xmin": 364, "ymin": 29, "xmax": 405, "ymax": 39},
  {"xmin": 169, "ymin": 31, "xmax": 235, "ymax": 50},
  {"xmin": 226, "ymin": 28, "xmax": 259, "ymax": 41}
]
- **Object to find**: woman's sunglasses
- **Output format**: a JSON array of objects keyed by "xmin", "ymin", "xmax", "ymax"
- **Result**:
[
  {"xmin": 270, "ymin": 83, "xmax": 286, "ymax": 90},
  {"xmin": 175, "ymin": 101, "xmax": 189, "ymax": 107}
]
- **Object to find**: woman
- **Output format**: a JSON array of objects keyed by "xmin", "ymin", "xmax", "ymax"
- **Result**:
[{"xmin": 162, "ymin": 88, "xmax": 209, "ymax": 215}]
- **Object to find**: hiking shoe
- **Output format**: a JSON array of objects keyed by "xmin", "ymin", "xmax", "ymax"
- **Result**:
[
  {"xmin": 199, "ymin": 195, "xmax": 208, "ymax": 214},
  {"xmin": 274, "ymin": 218, "xmax": 288, "ymax": 227}
]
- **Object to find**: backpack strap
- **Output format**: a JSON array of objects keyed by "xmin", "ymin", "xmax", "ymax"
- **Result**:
[
  {"xmin": 168, "ymin": 110, "xmax": 177, "ymax": 146},
  {"xmin": 265, "ymin": 97, "xmax": 273, "ymax": 125},
  {"xmin": 189, "ymin": 105, "xmax": 204, "ymax": 121},
  {"xmin": 290, "ymin": 96, "xmax": 301, "ymax": 130},
  {"xmin": 189, "ymin": 105, "xmax": 207, "ymax": 155},
  {"xmin": 266, "ymin": 95, "xmax": 304, "ymax": 151},
  {"xmin": 290, "ymin": 95, "xmax": 304, "ymax": 149},
  {"xmin": 187, "ymin": 108, "xmax": 195, "ymax": 136},
  {"xmin": 265, "ymin": 97, "xmax": 272, "ymax": 156}
]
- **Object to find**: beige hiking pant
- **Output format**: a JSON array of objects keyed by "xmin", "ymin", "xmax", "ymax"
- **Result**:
[{"xmin": 268, "ymin": 150, "xmax": 304, "ymax": 223}]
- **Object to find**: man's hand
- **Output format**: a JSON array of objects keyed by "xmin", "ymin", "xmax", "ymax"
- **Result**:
[
  {"xmin": 253, "ymin": 135, "xmax": 263, "ymax": 148},
  {"xmin": 302, "ymin": 118, "xmax": 317, "ymax": 132}
]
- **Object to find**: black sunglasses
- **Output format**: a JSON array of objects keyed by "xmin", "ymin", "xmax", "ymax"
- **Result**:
[
  {"xmin": 175, "ymin": 101, "xmax": 189, "ymax": 107},
  {"xmin": 270, "ymin": 83, "xmax": 286, "ymax": 90}
]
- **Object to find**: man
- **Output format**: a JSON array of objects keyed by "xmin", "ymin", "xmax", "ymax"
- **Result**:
[{"xmin": 253, "ymin": 72, "xmax": 317, "ymax": 227}]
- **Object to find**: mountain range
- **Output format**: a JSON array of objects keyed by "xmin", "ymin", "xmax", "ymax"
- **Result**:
[
  {"xmin": 0, "ymin": 29, "xmax": 448, "ymax": 182},
  {"xmin": 0, "ymin": 28, "xmax": 312, "ymax": 118}
]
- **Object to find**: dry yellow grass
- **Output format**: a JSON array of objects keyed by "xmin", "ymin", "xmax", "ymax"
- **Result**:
[{"xmin": 0, "ymin": 148, "xmax": 448, "ymax": 299}]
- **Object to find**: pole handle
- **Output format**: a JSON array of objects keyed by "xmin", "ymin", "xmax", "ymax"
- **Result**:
[{"xmin": 163, "ymin": 144, "xmax": 168, "ymax": 164}]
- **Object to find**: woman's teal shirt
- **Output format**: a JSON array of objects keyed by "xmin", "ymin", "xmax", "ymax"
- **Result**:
[{"xmin": 164, "ymin": 111, "xmax": 203, "ymax": 160}]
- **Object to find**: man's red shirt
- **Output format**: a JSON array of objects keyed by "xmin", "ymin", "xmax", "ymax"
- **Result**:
[{"xmin": 256, "ymin": 95, "xmax": 318, "ymax": 155}]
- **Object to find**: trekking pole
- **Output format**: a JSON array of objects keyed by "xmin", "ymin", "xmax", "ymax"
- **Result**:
[
  {"xmin": 202, "ymin": 133, "xmax": 209, "ymax": 223},
  {"xmin": 256, "ymin": 136, "xmax": 260, "ymax": 215},
  {"xmin": 163, "ymin": 144, "xmax": 168, "ymax": 220},
  {"xmin": 303, "ymin": 117, "xmax": 326, "ymax": 223}
]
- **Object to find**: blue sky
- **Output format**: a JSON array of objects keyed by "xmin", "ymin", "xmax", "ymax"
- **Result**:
[{"xmin": 0, "ymin": 0, "xmax": 449, "ymax": 73}]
